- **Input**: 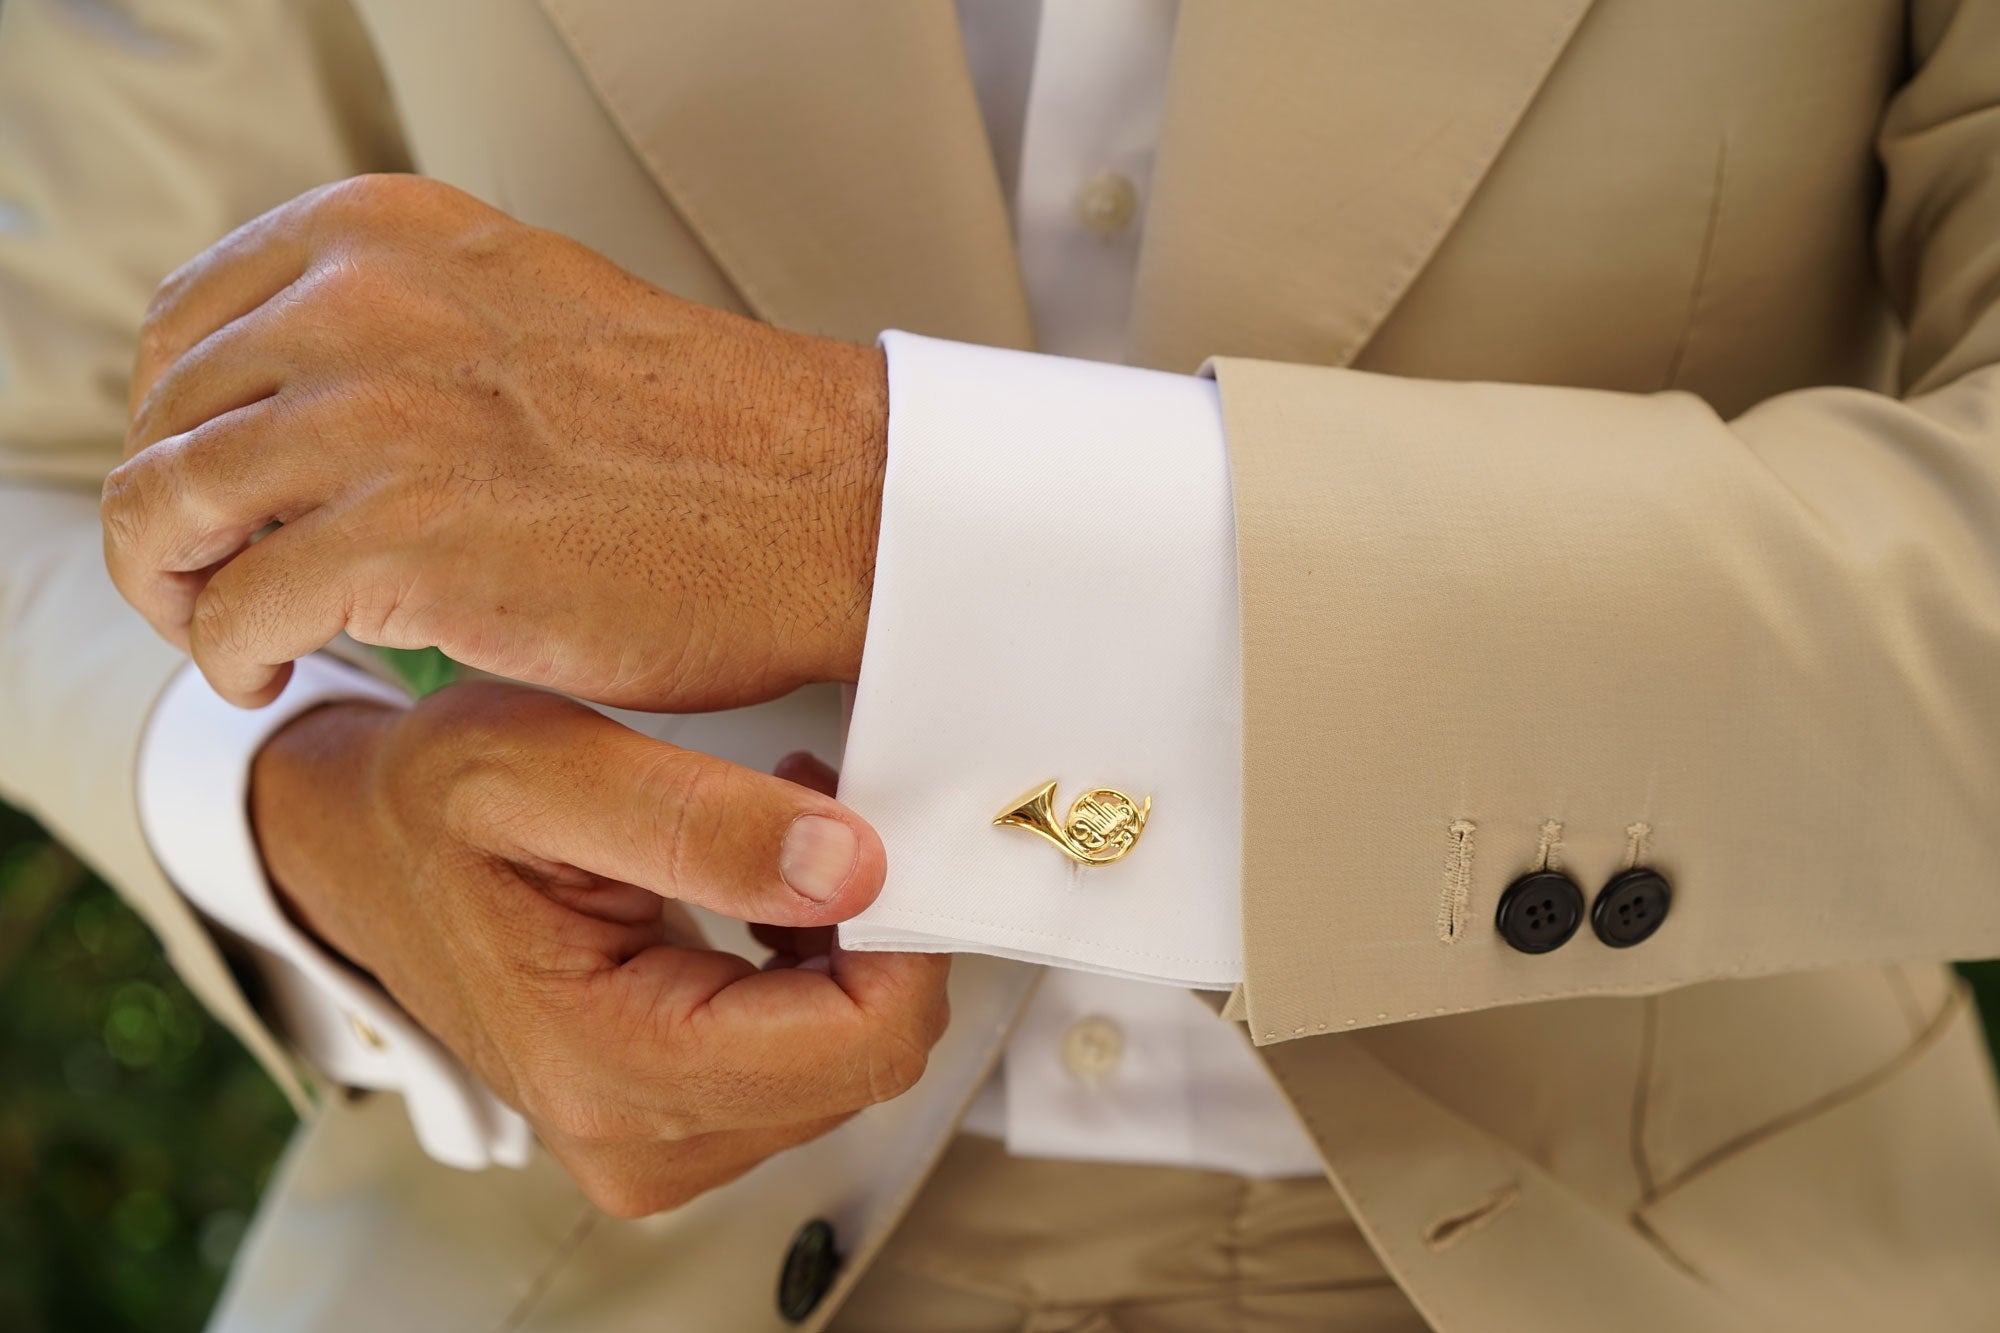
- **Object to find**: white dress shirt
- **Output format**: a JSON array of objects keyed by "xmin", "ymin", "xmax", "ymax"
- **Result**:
[{"xmin": 136, "ymin": 0, "xmax": 1323, "ymax": 1179}]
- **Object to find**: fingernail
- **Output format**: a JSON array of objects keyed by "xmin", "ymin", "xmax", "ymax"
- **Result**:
[{"xmin": 782, "ymin": 815, "xmax": 857, "ymax": 903}]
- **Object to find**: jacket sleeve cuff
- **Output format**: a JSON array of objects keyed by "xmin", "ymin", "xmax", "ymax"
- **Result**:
[
  {"xmin": 137, "ymin": 655, "xmax": 530, "ymax": 1170},
  {"xmin": 837, "ymin": 331, "xmax": 1244, "ymax": 989}
]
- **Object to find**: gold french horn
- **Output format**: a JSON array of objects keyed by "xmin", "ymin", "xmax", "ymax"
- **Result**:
[{"xmin": 993, "ymin": 779, "xmax": 1152, "ymax": 865}]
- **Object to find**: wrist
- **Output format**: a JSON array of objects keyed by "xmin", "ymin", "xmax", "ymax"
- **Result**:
[
  {"xmin": 249, "ymin": 700, "xmax": 401, "ymax": 972},
  {"xmin": 750, "ymin": 327, "xmax": 886, "ymax": 685},
  {"xmin": 821, "ymin": 341, "xmax": 888, "ymax": 682}
]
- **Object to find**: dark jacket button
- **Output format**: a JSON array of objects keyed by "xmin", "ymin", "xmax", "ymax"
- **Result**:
[
  {"xmin": 1592, "ymin": 867, "xmax": 1672, "ymax": 947},
  {"xmin": 1495, "ymin": 870, "xmax": 1584, "ymax": 953},
  {"xmin": 777, "ymin": 1218, "xmax": 841, "ymax": 1322}
]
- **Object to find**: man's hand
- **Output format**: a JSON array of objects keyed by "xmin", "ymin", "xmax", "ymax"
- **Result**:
[
  {"xmin": 252, "ymin": 680, "xmax": 946, "ymax": 1217},
  {"xmin": 104, "ymin": 174, "xmax": 888, "ymax": 710}
]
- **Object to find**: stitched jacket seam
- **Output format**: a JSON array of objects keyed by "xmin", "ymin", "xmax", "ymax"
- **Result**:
[{"xmin": 1633, "ymin": 983, "xmax": 1965, "ymax": 1212}]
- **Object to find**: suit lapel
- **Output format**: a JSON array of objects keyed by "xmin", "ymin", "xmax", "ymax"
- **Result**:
[
  {"xmin": 1130, "ymin": 0, "xmax": 1599, "ymax": 372},
  {"xmin": 534, "ymin": 0, "xmax": 1034, "ymax": 349},
  {"xmin": 534, "ymin": 0, "xmax": 1595, "ymax": 369}
]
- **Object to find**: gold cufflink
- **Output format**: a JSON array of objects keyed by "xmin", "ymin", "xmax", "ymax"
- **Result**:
[{"xmin": 994, "ymin": 779, "xmax": 1151, "ymax": 865}]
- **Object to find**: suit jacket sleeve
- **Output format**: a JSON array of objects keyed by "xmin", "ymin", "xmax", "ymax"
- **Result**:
[
  {"xmin": 1214, "ymin": 0, "xmax": 2000, "ymax": 1044},
  {"xmin": 1208, "ymin": 0, "xmax": 2000, "ymax": 1040},
  {"xmin": 0, "ymin": 0, "xmax": 409, "ymax": 1104}
]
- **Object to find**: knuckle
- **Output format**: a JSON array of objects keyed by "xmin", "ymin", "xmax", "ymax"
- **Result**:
[
  {"xmin": 100, "ymin": 454, "xmax": 188, "ymax": 563},
  {"xmin": 158, "ymin": 445, "xmax": 230, "ymax": 540},
  {"xmin": 98, "ymin": 461, "xmax": 150, "ymax": 549},
  {"xmin": 107, "ymin": 414, "xmax": 256, "ymax": 566},
  {"xmin": 407, "ymin": 697, "xmax": 536, "ymax": 825},
  {"xmin": 308, "ymin": 252, "xmax": 392, "ymax": 317},
  {"xmin": 650, "ymin": 1107, "xmax": 702, "ymax": 1143},
  {"xmin": 139, "ymin": 266, "xmax": 194, "ymax": 347},
  {"xmin": 924, "ymin": 990, "xmax": 953, "ymax": 1048},
  {"xmin": 126, "ymin": 390, "xmax": 166, "ymax": 450},
  {"xmin": 865, "ymin": 1027, "xmax": 932, "ymax": 1105},
  {"xmin": 320, "ymin": 173, "xmax": 469, "ymax": 230},
  {"xmin": 857, "ymin": 983, "xmax": 950, "ymax": 1107},
  {"xmin": 188, "ymin": 581, "xmax": 247, "ymax": 655},
  {"xmin": 318, "ymin": 172, "xmax": 404, "ymax": 219},
  {"xmin": 637, "ymin": 755, "xmax": 716, "ymax": 896},
  {"xmin": 417, "ymin": 689, "xmax": 608, "ymax": 840},
  {"xmin": 435, "ymin": 751, "xmax": 523, "ymax": 844},
  {"xmin": 339, "ymin": 573, "xmax": 407, "ymax": 648}
]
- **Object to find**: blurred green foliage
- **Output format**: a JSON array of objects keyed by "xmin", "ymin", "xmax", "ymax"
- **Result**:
[
  {"xmin": 0, "ymin": 647, "xmax": 455, "ymax": 1332},
  {"xmin": 0, "ymin": 801, "xmax": 296, "ymax": 1333},
  {"xmin": 0, "ymin": 727, "xmax": 1996, "ymax": 1330},
  {"xmin": 378, "ymin": 645, "xmax": 459, "ymax": 698}
]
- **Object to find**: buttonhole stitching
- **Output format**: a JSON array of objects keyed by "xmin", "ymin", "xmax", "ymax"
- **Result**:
[
  {"xmin": 1437, "ymin": 820, "xmax": 1477, "ymax": 943},
  {"xmin": 1533, "ymin": 820, "xmax": 1564, "ymax": 872},
  {"xmin": 1423, "ymin": 1183, "xmax": 1521, "ymax": 1252},
  {"xmin": 1624, "ymin": 822, "xmax": 1653, "ymax": 869}
]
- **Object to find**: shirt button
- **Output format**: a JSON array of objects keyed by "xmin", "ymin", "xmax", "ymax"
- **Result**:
[
  {"xmin": 1062, "ymin": 1015, "xmax": 1124, "ymax": 1081},
  {"xmin": 1074, "ymin": 172, "xmax": 1139, "ymax": 236}
]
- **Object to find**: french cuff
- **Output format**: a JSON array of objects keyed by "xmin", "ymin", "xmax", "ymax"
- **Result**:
[
  {"xmin": 837, "ymin": 332, "xmax": 1244, "ymax": 989},
  {"xmin": 137, "ymin": 656, "xmax": 530, "ymax": 1170}
]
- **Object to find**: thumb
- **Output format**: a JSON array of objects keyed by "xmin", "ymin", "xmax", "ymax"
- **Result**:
[{"xmin": 492, "ymin": 703, "xmax": 886, "ymax": 927}]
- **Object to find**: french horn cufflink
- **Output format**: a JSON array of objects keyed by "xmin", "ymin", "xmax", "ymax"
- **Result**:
[{"xmin": 994, "ymin": 779, "xmax": 1151, "ymax": 865}]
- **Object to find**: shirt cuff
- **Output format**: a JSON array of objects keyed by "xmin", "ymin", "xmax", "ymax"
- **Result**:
[
  {"xmin": 838, "ymin": 331, "xmax": 1244, "ymax": 988},
  {"xmin": 137, "ymin": 655, "xmax": 531, "ymax": 1170}
]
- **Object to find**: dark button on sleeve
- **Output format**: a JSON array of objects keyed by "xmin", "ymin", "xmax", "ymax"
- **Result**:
[
  {"xmin": 1495, "ymin": 870, "xmax": 1584, "ymax": 953},
  {"xmin": 778, "ymin": 1218, "xmax": 842, "ymax": 1323},
  {"xmin": 1591, "ymin": 867, "xmax": 1672, "ymax": 947}
]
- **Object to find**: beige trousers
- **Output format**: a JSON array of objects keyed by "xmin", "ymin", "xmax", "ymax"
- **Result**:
[
  {"xmin": 209, "ymin": 1088, "xmax": 1427, "ymax": 1332},
  {"xmin": 830, "ymin": 1136, "xmax": 1428, "ymax": 1332}
]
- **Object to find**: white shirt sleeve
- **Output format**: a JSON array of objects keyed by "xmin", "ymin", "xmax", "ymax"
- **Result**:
[
  {"xmin": 138, "ymin": 656, "xmax": 531, "ymax": 1170},
  {"xmin": 838, "ymin": 331, "xmax": 1244, "ymax": 989}
]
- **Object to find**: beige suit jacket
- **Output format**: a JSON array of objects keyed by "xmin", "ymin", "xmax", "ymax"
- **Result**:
[{"xmin": 3, "ymin": 1, "xmax": 1999, "ymax": 1329}]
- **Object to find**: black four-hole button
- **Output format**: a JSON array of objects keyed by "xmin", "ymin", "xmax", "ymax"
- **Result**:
[
  {"xmin": 1495, "ymin": 870, "xmax": 1584, "ymax": 954},
  {"xmin": 778, "ymin": 1218, "xmax": 841, "ymax": 1322},
  {"xmin": 1592, "ymin": 867, "xmax": 1672, "ymax": 948}
]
